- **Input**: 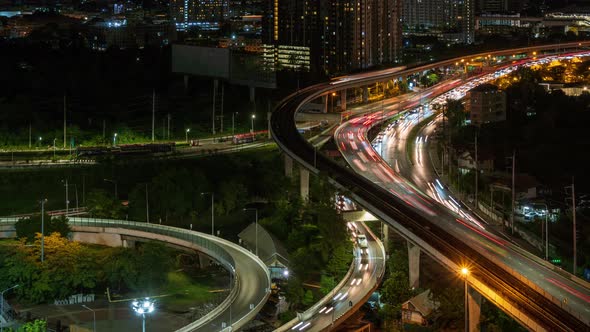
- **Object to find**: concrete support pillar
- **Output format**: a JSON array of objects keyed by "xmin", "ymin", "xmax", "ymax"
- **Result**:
[
  {"xmin": 466, "ymin": 284, "xmax": 482, "ymax": 332},
  {"xmin": 267, "ymin": 111, "xmax": 272, "ymax": 139},
  {"xmin": 300, "ymin": 167, "xmax": 309, "ymax": 201},
  {"xmin": 198, "ymin": 252, "xmax": 211, "ymax": 268},
  {"xmin": 340, "ymin": 90, "xmax": 347, "ymax": 112},
  {"xmin": 407, "ymin": 242, "xmax": 420, "ymax": 289},
  {"xmin": 322, "ymin": 95, "xmax": 328, "ymax": 113},
  {"xmin": 249, "ymin": 86, "xmax": 256, "ymax": 103},
  {"xmin": 284, "ymin": 155, "xmax": 293, "ymax": 178},
  {"xmin": 122, "ymin": 239, "xmax": 135, "ymax": 248},
  {"xmin": 382, "ymin": 222, "xmax": 389, "ymax": 253},
  {"xmin": 362, "ymin": 86, "xmax": 369, "ymax": 103}
]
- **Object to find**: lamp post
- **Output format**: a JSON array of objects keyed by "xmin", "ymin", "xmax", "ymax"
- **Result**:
[
  {"xmin": 40, "ymin": 199, "xmax": 47, "ymax": 262},
  {"xmin": 185, "ymin": 128, "xmax": 190, "ymax": 143},
  {"xmin": 131, "ymin": 298, "xmax": 155, "ymax": 332},
  {"xmin": 243, "ymin": 208, "xmax": 258, "ymax": 256},
  {"xmin": 461, "ymin": 267, "xmax": 469, "ymax": 332},
  {"xmin": 103, "ymin": 178, "xmax": 117, "ymax": 200},
  {"xmin": 53, "ymin": 138, "xmax": 57, "ymax": 159},
  {"xmin": 82, "ymin": 305, "xmax": 96, "ymax": 332},
  {"xmin": 538, "ymin": 203, "xmax": 549, "ymax": 261},
  {"xmin": 251, "ymin": 114, "xmax": 256, "ymax": 133},
  {"xmin": 62, "ymin": 179, "xmax": 69, "ymax": 216},
  {"xmin": 38, "ymin": 136, "xmax": 42, "ymax": 148},
  {"xmin": 113, "ymin": 133, "xmax": 117, "ymax": 146},
  {"xmin": 201, "ymin": 192, "xmax": 215, "ymax": 235},
  {"xmin": 1, "ymin": 284, "xmax": 19, "ymax": 332},
  {"xmin": 232, "ymin": 112, "xmax": 238, "ymax": 137}
]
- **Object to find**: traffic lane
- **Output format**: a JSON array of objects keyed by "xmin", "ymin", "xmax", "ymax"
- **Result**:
[
  {"xmin": 199, "ymin": 244, "xmax": 268, "ymax": 331},
  {"xmin": 336, "ymin": 95, "xmax": 590, "ymax": 317},
  {"xmin": 296, "ymin": 222, "xmax": 383, "ymax": 332}
]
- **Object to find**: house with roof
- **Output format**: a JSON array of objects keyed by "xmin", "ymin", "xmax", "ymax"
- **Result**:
[
  {"xmin": 238, "ymin": 223, "xmax": 290, "ymax": 279},
  {"xmin": 401, "ymin": 290, "xmax": 439, "ymax": 326}
]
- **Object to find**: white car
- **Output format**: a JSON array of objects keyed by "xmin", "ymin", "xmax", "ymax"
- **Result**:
[{"xmin": 357, "ymin": 234, "xmax": 368, "ymax": 248}]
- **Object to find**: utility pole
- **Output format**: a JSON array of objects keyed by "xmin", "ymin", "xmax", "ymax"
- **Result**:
[
  {"xmin": 41, "ymin": 199, "xmax": 46, "ymax": 263},
  {"xmin": 29, "ymin": 123, "xmax": 31, "ymax": 149},
  {"xmin": 64, "ymin": 179, "xmax": 69, "ymax": 216},
  {"xmin": 212, "ymin": 80, "xmax": 217, "ymax": 135},
  {"xmin": 220, "ymin": 83, "xmax": 224, "ymax": 133},
  {"xmin": 63, "ymin": 94, "xmax": 67, "ymax": 148},
  {"xmin": 145, "ymin": 183, "xmax": 149, "ymax": 223},
  {"xmin": 572, "ymin": 177, "xmax": 577, "ymax": 275},
  {"xmin": 511, "ymin": 150, "xmax": 516, "ymax": 234},
  {"xmin": 167, "ymin": 113, "xmax": 171, "ymax": 139},
  {"xmin": 152, "ymin": 89, "xmax": 156, "ymax": 142},
  {"xmin": 566, "ymin": 177, "xmax": 577, "ymax": 275},
  {"xmin": 475, "ymin": 133, "xmax": 478, "ymax": 207}
]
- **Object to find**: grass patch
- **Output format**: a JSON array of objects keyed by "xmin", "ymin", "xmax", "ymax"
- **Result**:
[{"xmin": 158, "ymin": 271, "xmax": 220, "ymax": 310}]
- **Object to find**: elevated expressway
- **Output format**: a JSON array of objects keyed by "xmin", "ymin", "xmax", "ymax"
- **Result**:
[
  {"xmin": 0, "ymin": 217, "xmax": 270, "ymax": 332},
  {"xmin": 276, "ymin": 221, "xmax": 385, "ymax": 332},
  {"xmin": 271, "ymin": 42, "xmax": 590, "ymax": 331}
]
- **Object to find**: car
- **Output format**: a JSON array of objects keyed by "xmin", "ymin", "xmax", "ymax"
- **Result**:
[{"xmin": 357, "ymin": 234, "xmax": 368, "ymax": 248}]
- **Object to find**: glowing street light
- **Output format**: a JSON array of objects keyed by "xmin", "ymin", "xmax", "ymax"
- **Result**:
[
  {"xmin": 251, "ymin": 114, "xmax": 256, "ymax": 133},
  {"xmin": 131, "ymin": 298, "xmax": 155, "ymax": 332},
  {"xmin": 461, "ymin": 267, "xmax": 469, "ymax": 276},
  {"xmin": 185, "ymin": 128, "xmax": 190, "ymax": 143},
  {"xmin": 113, "ymin": 133, "xmax": 118, "ymax": 146}
]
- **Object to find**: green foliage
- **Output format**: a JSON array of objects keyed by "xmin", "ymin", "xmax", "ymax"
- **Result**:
[
  {"xmin": 86, "ymin": 189, "xmax": 124, "ymax": 219},
  {"xmin": 5, "ymin": 233, "xmax": 98, "ymax": 303},
  {"xmin": 430, "ymin": 287, "xmax": 463, "ymax": 329},
  {"xmin": 380, "ymin": 271, "xmax": 413, "ymax": 318},
  {"xmin": 15, "ymin": 214, "xmax": 71, "ymax": 242},
  {"xmin": 285, "ymin": 277, "xmax": 305, "ymax": 311},
  {"xmin": 302, "ymin": 289, "xmax": 315, "ymax": 306},
  {"xmin": 7, "ymin": 319, "xmax": 47, "ymax": 332},
  {"xmin": 278, "ymin": 310, "xmax": 297, "ymax": 324},
  {"xmin": 319, "ymin": 274, "xmax": 336, "ymax": 296}
]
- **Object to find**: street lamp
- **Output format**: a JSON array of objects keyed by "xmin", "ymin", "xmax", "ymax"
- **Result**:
[
  {"xmin": 538, "ymin": 203, "xmax": 550, "ymax": 261},
  {"xmin": 131, "ymin": 298, "xmax": 155, "ymax": 332},
  {"xmin": 38, "ymin": 136, "xmax": 42, "ymax": 148},
  {"xmin": 113, "ymin": 133, "xmax": 117, "ymax": 146},
  {"xmin": 460, "ymin": 267, "xmax": 469, "ymax": 332},
  {"xmin": 243, "ymin": 208, "xmax": 258, "ymax": 256},
  {"xmin": 232, "ymin": 112, "xmax": 238, "ymax": 137},
  {"xmin": 40, "ymin": 198, "xmax": 47, "ymax": 262},
  {"xmin": 82, "ymin": 305, "xmax": 96, "ymax": 332},
  {"xmin": 103, "ymin": 178, "xmax": 118, "ymax": 200},
  {"xmin": 185, "ymin": 128, "xmax": 190, "ymax": 143},
  {"xmin": 251, "ymin": 114, "xmax": 256, "ymax": 133},
  {"xmin": 1, "ymin": 284, "xmax": 19, "ymax": 332},
  {"xmin": 201, "ymin": 192, "xmax": 215, "ymax": 235}
]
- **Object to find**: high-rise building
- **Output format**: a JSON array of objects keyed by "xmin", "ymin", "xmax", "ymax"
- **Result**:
[
  {"xmin": 170, "ymin": 0, "xmax": 229, "ymax": 31},
  {"xmin": 264, "ymin": 0, "xmax": 401, "ymax": 75},
  {"xmin": 402, "ymin": 0, "xmax": 474, "ymax": 44}
]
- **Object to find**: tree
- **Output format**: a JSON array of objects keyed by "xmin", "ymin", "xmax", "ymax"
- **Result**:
[
  {"xmin": 431, "ymin": 287, "xmax": 463, "ymax": 329},
  {"xmin": 101, "ymin": 247, "xmax": 140, "ymax": 292},
  {"xmin": 86, "ymin": 189, "xmax": 124, "ymax": 219},
  {"xmin": 285, "ymin": 276, "xmax": 305, "ymax": 310},
  {"xmin": 15, "ymin": 214, "xmax": 71, "ymax": 242},
  {"xmin": 302, "ymin": 289, "xmax": 315, "ymax": 306},
  {"xmin": 380, "ymin": 271, "xmax": 413, "ymax": 317},
  {"xmin": 6, "ymin": 319, "xmax": 46, "ymax": 332},
  {"xmin": 319, "ymin": 274, "xmax": 336, "ymax": 296}
]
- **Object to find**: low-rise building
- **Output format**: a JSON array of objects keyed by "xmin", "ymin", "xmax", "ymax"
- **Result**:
[
  {"xmin": 401, "ymin": 289, "xmax": 439, "ymax": 326},
  {"xmin": 465, "ymin": 83, "xmax": 506, "ymax": 126}
]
